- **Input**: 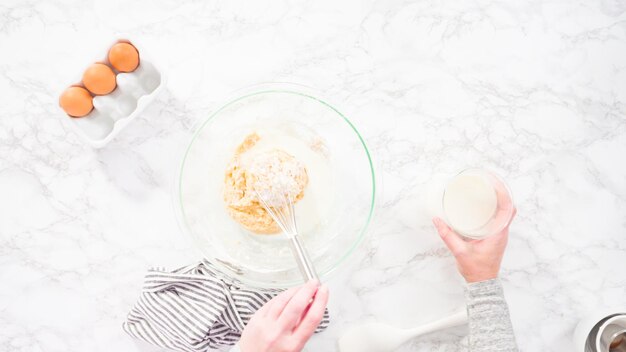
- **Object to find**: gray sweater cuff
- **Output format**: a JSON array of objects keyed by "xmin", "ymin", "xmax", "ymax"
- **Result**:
[
  {"xmin": 464, "ymin": 278, "xmax": 518, "ymax": 352},
  {"xmin": 466, "ymin": 278, "xmax": 503, "ymax": 299}
]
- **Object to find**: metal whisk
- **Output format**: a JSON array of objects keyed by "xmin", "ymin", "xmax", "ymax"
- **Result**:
[{"xmin": 255, "ymin": 190, "xmax": 319, "ymax": 282}]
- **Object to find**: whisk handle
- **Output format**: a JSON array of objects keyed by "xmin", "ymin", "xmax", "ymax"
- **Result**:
[{"xmin": 289, "ymin": 236, "xmax": 319, "ymax": 282}]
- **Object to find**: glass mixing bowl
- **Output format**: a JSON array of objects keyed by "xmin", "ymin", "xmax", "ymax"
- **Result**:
[{"xmin": 176, "ymin": 83, "xmax": 375, "ymax": 288}]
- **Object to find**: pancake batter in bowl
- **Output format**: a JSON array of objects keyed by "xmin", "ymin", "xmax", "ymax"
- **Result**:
[{"xmin": 224, "ymin": 133, "xmax": 309, "ymax": 234}]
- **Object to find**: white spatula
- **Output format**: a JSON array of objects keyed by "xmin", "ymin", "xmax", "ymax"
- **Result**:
[{"xmin": 338, "ymin": 309, "xmax": 467, "ymax": 352}]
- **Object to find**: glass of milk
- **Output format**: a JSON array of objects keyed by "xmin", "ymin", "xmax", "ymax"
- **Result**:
[{"xmin": 442, "ymin": 168, "xmax": 514, "ymax": 239}]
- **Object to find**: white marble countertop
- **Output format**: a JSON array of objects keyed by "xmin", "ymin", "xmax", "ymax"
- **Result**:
[{"xmin": 2, "ymin": 0, "xmax": 626, "ymax": 351}]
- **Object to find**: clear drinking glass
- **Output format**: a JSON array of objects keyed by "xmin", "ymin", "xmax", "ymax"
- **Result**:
[{"xmin": 442, "ymin": 168, "xmax": 514, "ymax": 239}]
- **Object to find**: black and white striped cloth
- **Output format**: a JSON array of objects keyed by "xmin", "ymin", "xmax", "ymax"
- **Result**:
[{"xmin": 123, "ymin": 260, "xmax": 330, "ymax": 352}]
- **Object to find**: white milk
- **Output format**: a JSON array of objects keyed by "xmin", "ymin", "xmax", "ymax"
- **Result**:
[{"xmin": 443, "ymin": 173, "xmax": 497, "ymax": 235}]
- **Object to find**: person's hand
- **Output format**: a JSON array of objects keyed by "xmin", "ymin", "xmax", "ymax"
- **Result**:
[
  {"xmin": 238, "ymin": 280, "xmax": 329, "ymax": 352},
  {"xmin": 432, "ymin": 208, "xmax": 516, "ymax": 283}
]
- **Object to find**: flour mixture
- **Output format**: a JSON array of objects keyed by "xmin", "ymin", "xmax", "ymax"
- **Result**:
[{"xmin": 224, "ymin": 132, "xmax": 318, "ymax": 234}]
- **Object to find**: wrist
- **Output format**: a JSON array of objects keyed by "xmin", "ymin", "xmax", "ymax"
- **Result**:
[{"xmin": 460, "ymin": 267, "xmax": 499, "ymax": 283}]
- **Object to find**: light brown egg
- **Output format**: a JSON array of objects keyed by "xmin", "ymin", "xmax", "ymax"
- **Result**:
[
  {"xmin": 59, "ymin": 86, "xmax": 93, "ymax": 117},
  {"xmin": 108, "ymin": 42, "xmax": 140, "ymax": 72},
  {"xmin": 83, "ymin": 63, "xmax": 116, "ymax": 95}
]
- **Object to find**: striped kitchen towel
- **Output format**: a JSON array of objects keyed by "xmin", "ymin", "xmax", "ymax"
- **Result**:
[{"xmin": 123, "ymin": 260, "xmax": 330, "ymax": 352}]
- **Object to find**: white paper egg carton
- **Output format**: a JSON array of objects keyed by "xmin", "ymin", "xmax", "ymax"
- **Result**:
[{"xmin": 60, "ymin": 38, "xmax": 164, "ymax": 148}]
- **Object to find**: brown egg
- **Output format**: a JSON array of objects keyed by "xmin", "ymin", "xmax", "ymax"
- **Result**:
[
  {"xmin": 59, "ymin": 86, "xmax": 93, "ymax": 117},
  {"xmin": 83, "ymin": 63, "xmax": 116, "ymax": 95},
  {"xmin": 108, "ymin": 42, "xmax": 140, "ymax": 72}
]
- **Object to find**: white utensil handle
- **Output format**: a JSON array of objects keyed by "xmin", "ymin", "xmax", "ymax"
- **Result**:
[{"xmin": 407, "ymin": 309, "xmax": 468, "ymax": 337}]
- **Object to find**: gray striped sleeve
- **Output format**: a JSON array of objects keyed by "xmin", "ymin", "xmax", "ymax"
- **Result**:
[{"xmin": 465, "ymin": 278, "xmax": 518, "ymax": 352}]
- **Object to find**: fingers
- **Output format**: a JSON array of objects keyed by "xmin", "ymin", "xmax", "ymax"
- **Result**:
[
  {"xmin": 491, "ymin": 206, "xmax": 517, "ymax": 240},
  {"xmin": 278, "ymin": 280, "xmax": 319, "ymax": 329},
  {"xmin": 292, "ymin": 284, "xmax": 329, "ymax": 342},
  {"xmin": 432, "ymin": 217, "xmax": 466, "ymax": 255},
  {"xmin": 492, "ymin": 176, "xmax": 513, "ymax": 210},
  {"xmin": 265, "ymin": 286, "xmax": 300, "ymax": 319},
  {"xmin": 493, "ymin": 176, "xmax": 515, "ymax": 226}
]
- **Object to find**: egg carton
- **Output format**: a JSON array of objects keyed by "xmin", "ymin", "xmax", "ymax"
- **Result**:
[{"xmin": 60, "ymin": 38, "xmax": 165, "ymax": 148}]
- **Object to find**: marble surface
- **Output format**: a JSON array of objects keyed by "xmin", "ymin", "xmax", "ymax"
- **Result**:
[{"xmin": 1, "ymin": 0, "xmax": 626, "ymax": 351}]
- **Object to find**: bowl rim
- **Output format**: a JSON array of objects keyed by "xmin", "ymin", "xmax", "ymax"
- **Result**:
[{"xmin": 175, "ymin": 82, "xmax": 376, "ymax": 288}]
